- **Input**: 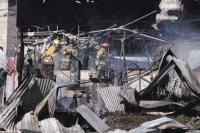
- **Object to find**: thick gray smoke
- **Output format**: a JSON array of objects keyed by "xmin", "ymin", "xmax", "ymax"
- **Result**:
[
  {"xmin": 160, "ymin": 21, "xmax": 200, "ymax": 70},
  {"xmin": 154, "ymin": 0, "xmax": 200, "ymax": 70}
]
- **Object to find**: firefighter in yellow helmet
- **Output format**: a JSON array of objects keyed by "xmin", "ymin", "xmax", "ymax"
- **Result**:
[
  {"xmin": 42, "ymin": 37, "xmax": 60, "ymax": 80},
  {"xmin": 43, "ymin": 38, "xmax": 60, "ymax": 64},
  {"xmin": 89, "ymin": 42, "xmax": 109, "ymax": 81},
  {"xmin": 60, "ymin": 40, "xmax": 77, "ymax": 69},
  {"xmin": 95, "ymin": 42, "xmax": 109, "ymax": 70}
]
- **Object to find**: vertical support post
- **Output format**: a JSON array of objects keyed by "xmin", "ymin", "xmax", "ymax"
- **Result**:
[
  {"xmin": 17, "ymin": 31, "xmax": 24, "ymax": 85},
  {"xmin": 122, "ymin": 32, "xmax": 127, "ymax": 82},
  {"xmin": 70, "ymin": 51, "xmax": 81, "ymax": 89},
  {"xmin": 139, "ymin": 70, "xmax": 141, "ymax": 91}
]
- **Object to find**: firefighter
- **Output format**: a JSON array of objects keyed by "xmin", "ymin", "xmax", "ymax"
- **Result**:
[
  {"xmin": 60, "ymin": 40, "xmax": 77, "ymax": 69},
  {"xmin": 61, "ymin": 38, "xmax": 81, "ymax": 86},
  {"xmin": 43, "ymin": 38, "xmax": 60, "ymax": 64},
  {"xmin": 95, "ymin": 42, "xmax": 109, "ymax": 70},
  {"xmin": 42, "ymin": 38, "xmax": 60, "ymax": 80}
]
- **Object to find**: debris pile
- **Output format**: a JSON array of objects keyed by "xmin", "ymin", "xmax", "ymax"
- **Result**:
[{"xmin": 1, "ymin": 10, "xmax": 200, "ymax": 133}]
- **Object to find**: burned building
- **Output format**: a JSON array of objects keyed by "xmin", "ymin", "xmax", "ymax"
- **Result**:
[{"xmin": 0, "ymin": 0, "xmax": 200, "ymax": 133}]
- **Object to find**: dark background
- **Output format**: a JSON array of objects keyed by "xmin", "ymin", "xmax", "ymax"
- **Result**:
[{"xmin": 17, "ymin": 0, "xmax": 200, "ymax": 32}]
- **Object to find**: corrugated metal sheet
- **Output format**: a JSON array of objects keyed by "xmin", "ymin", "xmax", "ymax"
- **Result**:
[
  {"xmin": 139, "ymin": 100, "xmax": 184, "ymax": 109},
  {"xmin": 173, "ymin": 57, "xmax": 200, "ymax": 97},
  {"xmin": 119, "ymin": 87, "xmax": 139, "ymax": 106},
  {"xmin": 33, "ymin": 87, "xmax": 57, "ymax": 118},
  {"xmin": 47, "ymin": 90, "xmax": 57, "ymax": 117},
  {"xmin": 40, "ymin": 118, "xmax": 62, "ymax": 133},
  {"xmin": 96, "ymin": 86, "xmax": 124, "ymax": 112},
  {"xmin": 40, "ymin": 118, "xmax": 85, "ymax": 133},
  {"xmin": 5, "ymin": 75, "xmax": 34, "ymax": 105},
  {"xmin": 130, "ymin": 117, "xmax": 189, "ymax": 133},
  {"xmin": 0, "ymin": 75, "xmax": 56, "ymax": 131},
  {"xmin": 76, "ymin": 105, "xmax": 110, "ymax": 133},
  {"xmin": 0, "ymin": 75, "xmax": 35, "ymax": 131},
  {"xmin": 0, "ymin": 98, "xmax": 20, "ymax": 131},
  {"xmin": 22, "ymin": 78, "xmax": 56, "ymax": 113},
  {"xmin": 141, "ymin": 49, "xmax": 200, "ymax": 98},
  {"xmin": 16, "ymin": 112, "xmax": 41, "ymax": 133}
]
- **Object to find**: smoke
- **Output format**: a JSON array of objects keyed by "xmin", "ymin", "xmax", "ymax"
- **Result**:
[
  {"xmin": 161, "ymin": 21, "xmax": 200, "ymax": 69},
  {"xmin": 153, "ymin": 0, "xmax": 200, "ymax": 68}
]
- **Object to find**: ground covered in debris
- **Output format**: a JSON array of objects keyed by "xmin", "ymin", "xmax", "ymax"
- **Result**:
[
  {"xmin": 103, "ymin": 114, "xmax": 200, "ymax": 133},
  {"xmin": 104, "ymin": 113, "xmax": 160, "ymax": 131},
  {"xmin": 105, "ymin": 113, "xmax": 200, "ymax": 131}
]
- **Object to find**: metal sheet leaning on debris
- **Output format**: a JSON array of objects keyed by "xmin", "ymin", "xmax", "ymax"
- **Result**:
[
  {"xmin": 96, "ymin": 86, "xmax": 125, "ymax": 112},
  {"xmin": 160, "ymin": 49, "xmax": 200, "ymax": 97},
  {"xmin": 0, "ymin": 75, "xmax": 56, "ymax": 131},
  {"xmin": 21, "ymin": 78, "xmax": 56, "ymax": 114},
  {"xmin": 129, "ymin": 117, "xmax": 189, "ymax": 133},
  {"xmin": 15, "ymin": 112, "xmax": 41, "ymax": 133},
  {"xmin": 76, "ymin": 105, "xmax": 110, "ymax": 133},
  {"xmin": 33, "ymin": 81, "xmax": 91, "ymax": 119},
  {"xmin": 140, "ymin": 49, "xmax": 200, "ymax": 98},
  {"xmin": 107, "ymin": 117, "xmax": 189, "ymax": 133},
  {"xmin": 0, "ymin": 75, "xmax": 35, "ymax": 131},
  {"xmin": 119, "ymin": 87, "xmax": 184, "ymax": 111},
  {"xmin": 40, "ymin": 118, "xmax": 85, "ymax": 133}
]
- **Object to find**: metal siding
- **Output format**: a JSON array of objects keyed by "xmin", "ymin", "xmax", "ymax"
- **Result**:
[
  {"xmin": 0, "ymin": 98, "xmax": 20, "ymax": 131},
  {"xmin": 21, "ymin": 78, "xmax": 56, "ymax": 113},
  {"xmin": 40, "ymin": 118, "xmax": 63, "ymax": 133},
  {"xmin": 16, "ymin": 112, "xmax": 41, "ymax": 132},
  {"xmin": 96, "ymin": 86, "xmax": 124, "ymax": 112},
  {"xmin": 47, "ymin": 89, "xmax": 57, "ymax": 117},
  {"xmin": 40, "ymin": 118, "xmax": 85, "ymax": 133},
  {"xmin": 0, "ymin": 76, "xmax": 55, "ymax": 131},
  {"xmin": 0, "ymin": 75, "xmax": 34, "ymax": 131},
  {"xmin": 76, "ymin": 105, "xmax": 110, "ymax": 133}
]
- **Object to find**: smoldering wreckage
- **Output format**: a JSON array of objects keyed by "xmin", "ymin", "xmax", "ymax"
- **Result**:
[{"xmin": 1, "ymin": 2, "xmax": 200, "ymax": 133}]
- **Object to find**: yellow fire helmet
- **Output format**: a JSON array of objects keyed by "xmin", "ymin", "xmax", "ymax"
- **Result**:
[{"xmin": 53, "ymin": 39, "xmax": 60, "ymax": 47}]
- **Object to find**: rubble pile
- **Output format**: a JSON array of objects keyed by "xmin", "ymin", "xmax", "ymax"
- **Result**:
[
  {"xmin": 0, "ymin": 9, "xmax": 200, "ymax": 133},
  {"xmin": 0, "ymin": 39, "xmax": 200, "ymax": 133}
]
